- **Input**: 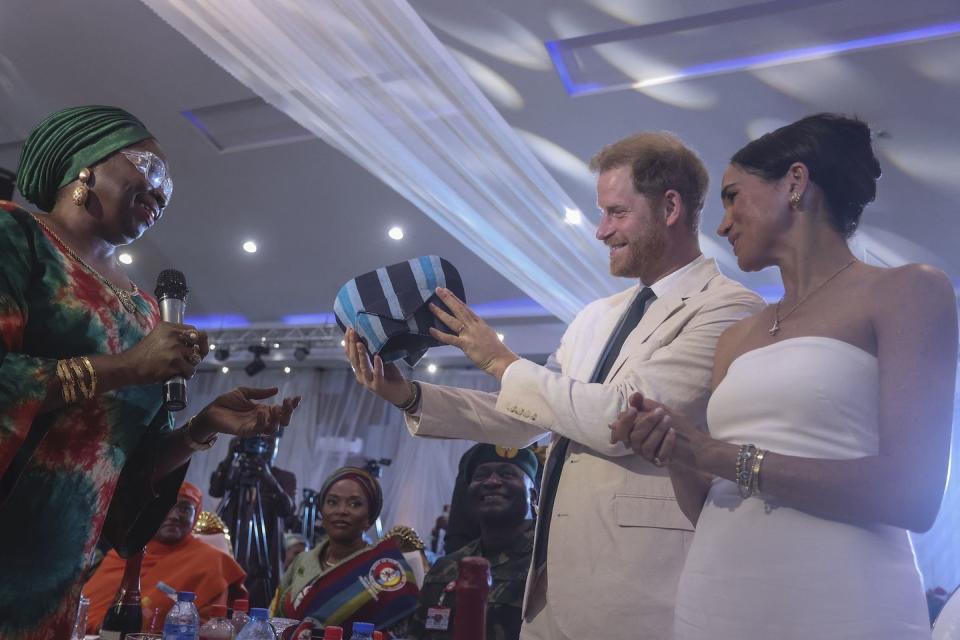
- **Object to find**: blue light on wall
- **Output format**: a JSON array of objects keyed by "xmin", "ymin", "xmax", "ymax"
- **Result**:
[{"xmin": 549, "ymin": 20, "xmax": 960, "ymax": 97}]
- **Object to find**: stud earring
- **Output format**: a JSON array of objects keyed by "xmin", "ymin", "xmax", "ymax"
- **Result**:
[
  {"xmin": 789, "ymin": 191, "xmax": 801, "ymax": 209},
  {"xmin": 72, "ymin": 168, "xmax": 91, "ymax": 207}
]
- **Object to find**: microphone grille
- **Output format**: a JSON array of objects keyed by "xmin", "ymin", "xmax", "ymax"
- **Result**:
[{"xmin": 155, "ymin": 269, "xmax": 189, "ymax": 300}]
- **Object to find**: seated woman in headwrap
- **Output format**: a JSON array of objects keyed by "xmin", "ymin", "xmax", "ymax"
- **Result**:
[
  {"xmin": 272, "ymin": 467, "xmax": 427, "ymax": 635},
  {"xmin": 0, "ymin": 105, "xmax": 302, "ymax": 639}
]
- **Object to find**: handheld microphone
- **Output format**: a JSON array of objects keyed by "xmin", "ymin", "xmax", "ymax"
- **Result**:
[{"xmin": 155, "ymin": 269, "xmax": 190, "ymax": 411}]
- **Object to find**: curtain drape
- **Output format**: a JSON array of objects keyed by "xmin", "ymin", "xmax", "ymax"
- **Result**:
[{"xmin": 139, "ymin": 0, "xmax": 621, "ymax": 323}]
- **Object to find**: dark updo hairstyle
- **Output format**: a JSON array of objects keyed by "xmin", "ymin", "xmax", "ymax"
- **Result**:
[{"xmin": 730, "ymin": 113, "xmax": 881, "ymax": 238}]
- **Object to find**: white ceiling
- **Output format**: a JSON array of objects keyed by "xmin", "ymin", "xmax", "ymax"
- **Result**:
[{"xmin": 2, "ymin": 0, "xmax": 958, "ymax": 345}]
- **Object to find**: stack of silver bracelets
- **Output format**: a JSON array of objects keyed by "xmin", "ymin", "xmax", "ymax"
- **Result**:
[{"xmin": 735, "ymin": 444, "xmax": 767, "ymax": 498}]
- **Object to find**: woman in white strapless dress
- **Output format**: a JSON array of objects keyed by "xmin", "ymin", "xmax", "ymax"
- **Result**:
[{"xmin": 611, "ymin": 114, "xmax": 958, "ymax": 639}]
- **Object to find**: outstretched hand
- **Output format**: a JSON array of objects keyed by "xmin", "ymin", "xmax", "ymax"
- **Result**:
[
  {"xmin": 195, "ymin": 387, "xmax": 301, "ymax": 438},
  {"xmin": 343, "ymin": 327, "xmax": 413, "ymax": 406},
  {"xmin": 428, "ymin": 287, "xmax": 519, "ymax": 380}
]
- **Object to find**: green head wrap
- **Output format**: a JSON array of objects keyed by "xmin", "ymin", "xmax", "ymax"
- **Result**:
[{"xmin": 16, "ymin": 105, "xmax": 153, "ymax": 211}]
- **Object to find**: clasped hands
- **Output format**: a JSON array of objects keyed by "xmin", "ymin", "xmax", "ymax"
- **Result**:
[
  {"xmin": 609, "ymin": 392, "xmax": 702, "ymax": 468},
  {"xmin": 344, "ymin": 288, "xmax": 521, "ymax": 405}
]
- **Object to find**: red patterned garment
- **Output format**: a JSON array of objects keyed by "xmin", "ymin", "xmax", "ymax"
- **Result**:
[{"xmin": 0, "ymin": 201, "xmax": 186, "ymax": 639}]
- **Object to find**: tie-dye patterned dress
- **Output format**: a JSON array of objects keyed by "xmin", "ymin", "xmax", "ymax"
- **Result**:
[{"xmin": 0, "ymin": 202, "xmax": 187, "ymax": 639}]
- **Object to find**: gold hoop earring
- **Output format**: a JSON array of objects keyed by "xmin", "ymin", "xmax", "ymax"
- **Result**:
[
  {"xmin": 789, "ymin": 191, "xmax": 801, "ymax": 209},
  {"xmin": 72, "ymin": 168, "xmax": 91, "ymax": 207}
]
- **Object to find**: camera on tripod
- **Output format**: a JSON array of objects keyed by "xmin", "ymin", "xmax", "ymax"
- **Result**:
[
  {"xmin": 363, "ymin": 457, "xmax": 392, "ymax": 478},
  {"xmin": 237, "ymin": 435, "xmax": 271, "ymax": 457}
]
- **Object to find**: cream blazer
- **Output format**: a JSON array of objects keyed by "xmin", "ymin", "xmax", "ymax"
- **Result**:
[{"xmin": 406, "ymin": 258, "xmax": 764, "ymax": 639}]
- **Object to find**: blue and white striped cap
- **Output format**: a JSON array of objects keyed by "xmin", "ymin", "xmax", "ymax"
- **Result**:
[{"xmin": 334, "ymin": 256, "xmax": 465, "ymax": 366}]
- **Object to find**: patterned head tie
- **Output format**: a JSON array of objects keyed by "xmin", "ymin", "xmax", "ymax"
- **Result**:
[
  {"xmin": 319, "ymin": 466, "xmax": 384, "ymax": 526},
  {"xmin": 17, "ymin": 105, "xmax": 154, "ymax": 211},
  {"xmin": 334, "ymin": 255, "xmax": 465, "ymax": 366}
]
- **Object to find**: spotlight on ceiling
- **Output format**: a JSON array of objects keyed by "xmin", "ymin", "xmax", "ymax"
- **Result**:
[
  {"xmin": 214, "ymin": 346, "xmax": 230, "ymax": 362},
  {"xmin": 245, "ymin": 345, "xmax": 270, "ymax": 376},
  {"xmin": 294, "ymin": 346, "xmax": 311, "ymax": 361}
]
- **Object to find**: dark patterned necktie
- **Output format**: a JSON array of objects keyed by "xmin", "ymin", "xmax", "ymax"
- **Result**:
[{"xmin": 533, "ymin": 287, "xmax": 656, "ymax": 569}]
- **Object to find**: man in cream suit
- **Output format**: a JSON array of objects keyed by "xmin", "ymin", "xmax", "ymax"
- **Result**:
[{"xmin": 345, "ymin": 132, "xmax": 764, "ymax": 639}]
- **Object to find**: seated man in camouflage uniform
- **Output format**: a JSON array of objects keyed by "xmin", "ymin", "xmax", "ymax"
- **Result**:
[{"xmin": 410, "ymin": 445, "xmax": 539, "ymax": 640}]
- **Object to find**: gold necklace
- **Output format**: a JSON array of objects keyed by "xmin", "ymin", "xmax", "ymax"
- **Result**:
[
  {"xmin": 770, "ymin": 259, "xmax": 857, "ymax": 336},
  {"xmin": 32, "ymin": 214, "xmax": 140, "ymax": 314}
]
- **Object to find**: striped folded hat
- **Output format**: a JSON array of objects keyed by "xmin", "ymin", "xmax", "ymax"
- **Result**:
[{"xmin": 334, "ymin": 256, "xmax": 465, "ymax": 366}]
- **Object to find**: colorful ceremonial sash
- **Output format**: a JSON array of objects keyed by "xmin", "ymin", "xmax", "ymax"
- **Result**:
[{"xmin": 285, "ymin": 538, "xmax": 420, "ymax": 630}]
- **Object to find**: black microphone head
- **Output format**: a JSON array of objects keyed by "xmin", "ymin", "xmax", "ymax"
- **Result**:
[{"xmin": 155, "ymin": 269, "xmax": 189, "ymax": 301}]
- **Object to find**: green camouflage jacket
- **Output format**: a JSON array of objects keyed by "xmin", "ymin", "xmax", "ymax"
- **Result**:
[{"xmin": 409, "ymin": 520, "xmax": 535, "ymax": 640}]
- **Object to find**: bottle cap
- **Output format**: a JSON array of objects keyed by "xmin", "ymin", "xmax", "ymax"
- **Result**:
[
  {"xmin": 322, "ymin": 626, "xmax": 343, "ymax": 640},
  {"xmin": 233, "ymin": 599, "xmax": 249, "ymax": 612},
  {"xmin": 249, "ymin": 608, "xmax": 269, "ymax": 620},
  {"xmin": 210, "ymin": 604, "xmax": 228, "ymax": 618},
  {"xmin": 177, "ymin": 591, "xmax": 196, "ymax": 602},
  {"xmin": 352, "ymin": 622, "xmax": 375, "ymax": 634}
]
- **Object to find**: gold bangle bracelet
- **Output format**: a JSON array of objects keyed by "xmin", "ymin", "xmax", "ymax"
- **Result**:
[
  {"xmin": 55, "ymin": 361, "xmax": 68, "ymax": 403},
  {"xmin": 69, "ymin": 358, "xmax": 89, "ymax": 400},
  {"xmin": 751, "ymin": 449, "xmax": 767, "ymax": 494},
  {"xmin": 57, "ymin": 360, "xmax": 77, "ymax": 404},
  {"xmin": 80, "ymin": 356, "xmax": 98, "ymax": 398}
]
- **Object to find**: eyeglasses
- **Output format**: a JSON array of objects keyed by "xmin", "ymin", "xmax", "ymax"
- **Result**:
[{"xmin": 120, "ymin": 150, "xmax": 173, "ymax": 206}]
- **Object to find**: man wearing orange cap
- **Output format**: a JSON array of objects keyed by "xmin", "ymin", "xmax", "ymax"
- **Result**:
[{"xmin": 85, "ymin": 482, "xmax": 248, "ymax": 631}]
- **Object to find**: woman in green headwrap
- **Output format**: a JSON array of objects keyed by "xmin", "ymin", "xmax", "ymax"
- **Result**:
[{"xmin": 0, "ymin": 105, "xmax": 302, "ymax": 638}]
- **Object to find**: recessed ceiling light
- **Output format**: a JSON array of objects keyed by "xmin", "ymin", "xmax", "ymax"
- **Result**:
[
  {"xmin": 118, "ymin": 252, "xmax": 133, "ymax": 265},
  {"xmin": 221, "ymin": 366, "xmax": 230, "ymax": 374},
  {"xmin": 564, "ymin": 207, "xmax": 582, "ymax": 225},
  {"xmin": 209, "ymin": 344, "xmax": 216, "ymax": 351},
  {"xmin": 427, "ymin": 363, "xmax": 438, "ymax": 373},
  {"xmin": 283, "ymin": 366, "xmax": 292, "ymax": 374},
  {"xmin": 497, "ymin": 333, "xmax": 505, "ymax": 342},
  {"xmin": 243, "ymin": 240, "xmax": 258, "ymax": 253},
  {"xmin": 388, "ymin": 226, "xmax": 404, "ymax": 240},
  {"xmin": 340, "ymin": 340, "xmax": 346, "ymax": 347},
  {"xmin": 272, "ymin": 342, "xmax": 281, "ymax": 349}
]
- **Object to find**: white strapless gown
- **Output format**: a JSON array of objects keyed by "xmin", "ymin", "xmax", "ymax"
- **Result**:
[{"xmin": 675, "ymin": 337, "xmax": 930, "ymax": 639}]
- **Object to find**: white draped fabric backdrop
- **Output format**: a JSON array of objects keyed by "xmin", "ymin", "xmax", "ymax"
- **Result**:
[{"xmin": 180, "ymin": 367, "xmax": 496, "ymax": 543}]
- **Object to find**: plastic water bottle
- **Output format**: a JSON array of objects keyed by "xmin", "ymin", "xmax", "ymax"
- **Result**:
[
  {"xmin": 199, "ymin": 605, "xmax": 235, "ymax": 640},
  {"xmin": 230, "ymin": 600, "xmax": 250, "ymax": 635},
  {"xmin": 162, "ymin": 592, "xmax": 200, "ymax": 640},
  {"xmin": 349, "ymin": 622, "xmax": 374, "ymax": 640},
  {"xmin": 236, "ymin": 608, "xmax": 273, "ymax": 640}
]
